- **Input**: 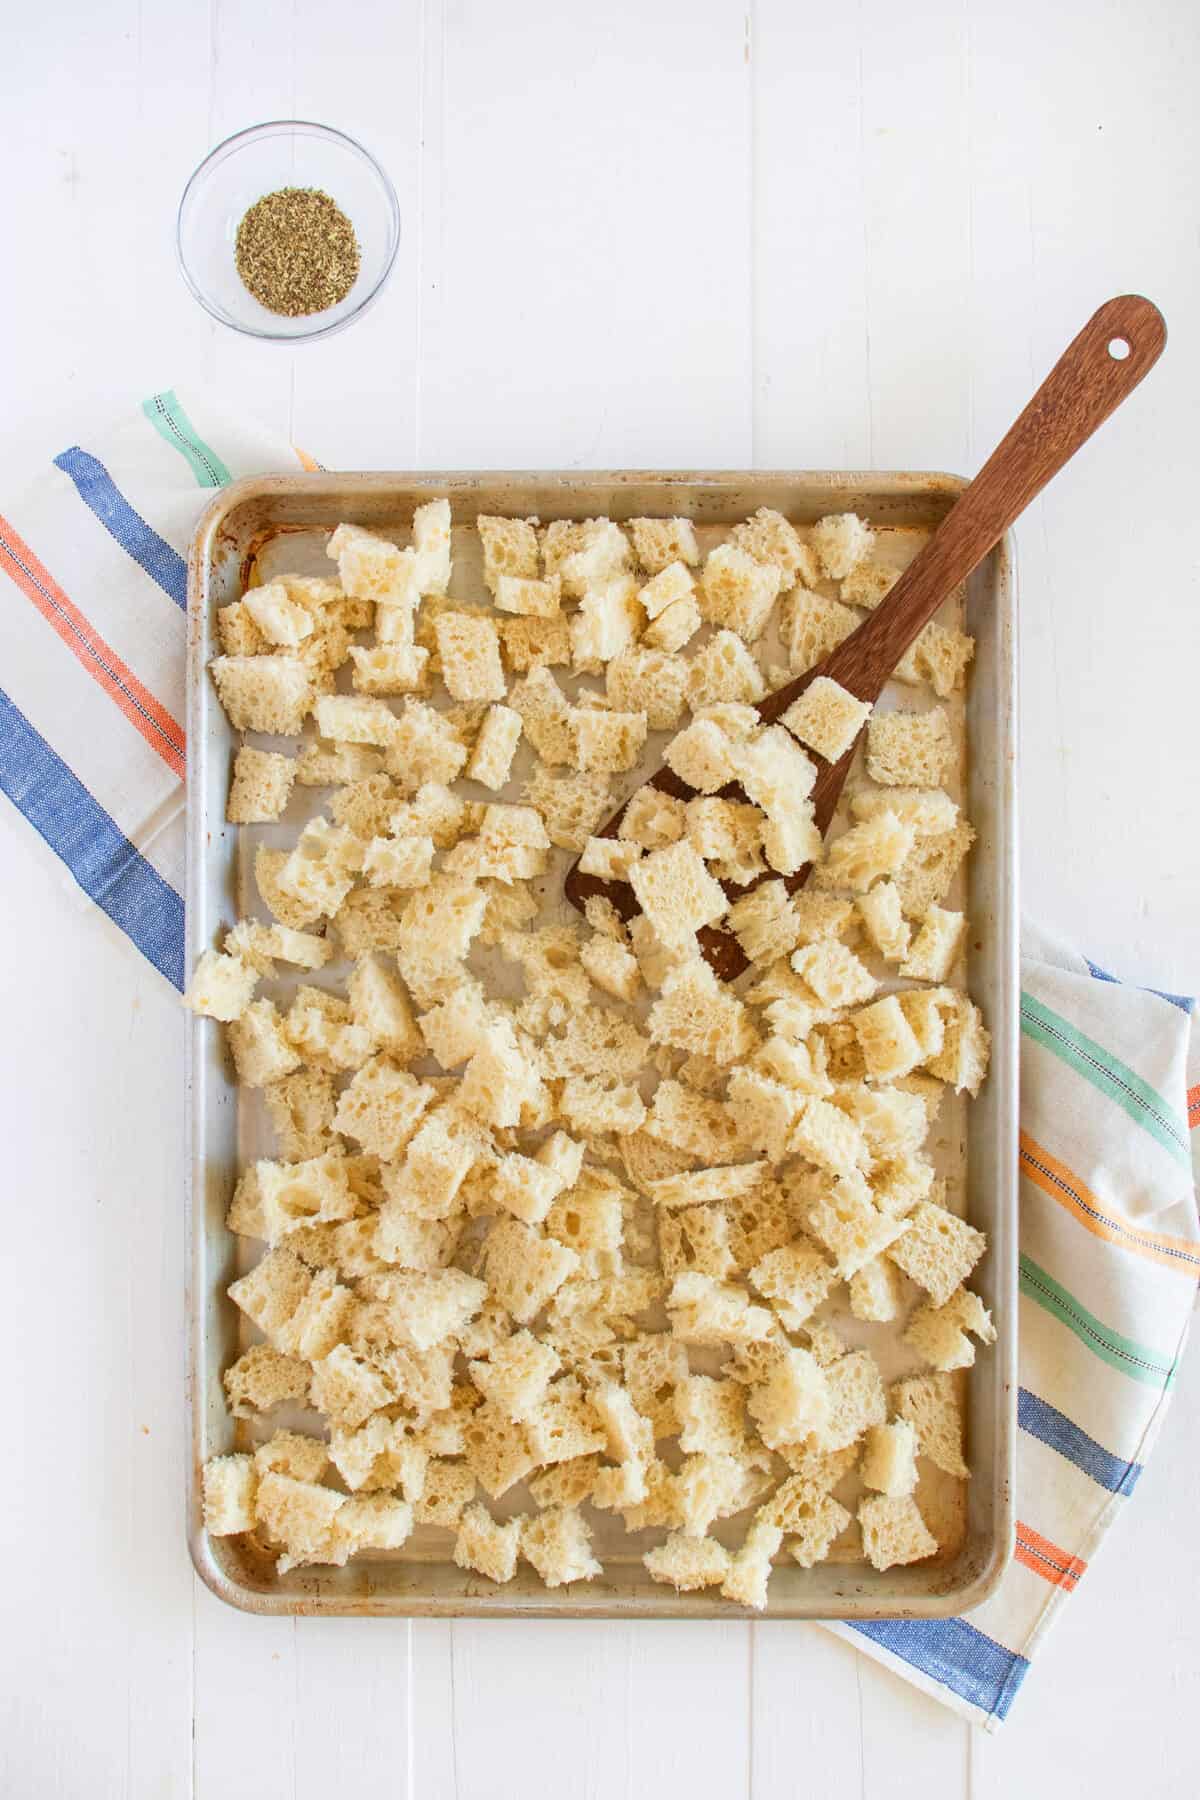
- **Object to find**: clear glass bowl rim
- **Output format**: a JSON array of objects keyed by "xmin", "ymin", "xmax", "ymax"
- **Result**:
[{"xmin": 175, "ymin": 119, "xmax": 401, "ymax": 344}]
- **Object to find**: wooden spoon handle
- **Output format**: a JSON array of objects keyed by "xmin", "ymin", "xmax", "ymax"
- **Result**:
[{"xmin": 820, "ymin": 294, "xmax": 1167, "ymax": 702}]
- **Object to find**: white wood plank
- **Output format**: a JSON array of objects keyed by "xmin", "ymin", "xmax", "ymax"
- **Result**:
[
  {"xmin": 750, "ymin": 1625, "xmax": 863, "ymax": 1796},
  {"xmin": 409, "ymin": 1622, "xmax": 457, "ymax": 1798},
  {"xmin": 292, "ymin": 1619, "xmax": 413, "ymax": 1796},
  {"xmin": 0, "ymin": 811, "xmax": 194, "ymax": 1800},
  {"xmin": 627, "ymin": 1623, "xmax": 751, "ymax": 1797},
  {"xmin": 857, "ymin": 1652, "xmax": 969, "ymax": 1797},
  {"xmin": 192, "ymin": 1587, "xmax": 298, "ymax": 1800},
  {"xmin": 415, "ymin": 0, "xmax": 753, "ymax": 469},
  {"xmin": 288, "ymin": 0, "xmax": 426, "ymax": 471}
]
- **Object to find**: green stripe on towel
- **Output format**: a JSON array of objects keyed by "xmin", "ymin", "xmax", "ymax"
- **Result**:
[
  {"xmin": 140, "ymin": 390, "xmax": 231, "ymax": 488},
  {"xmin": 1020, "ymin": 992, "xmax": 1191, "ymax": 1167},
  {"xmin": 1019, "ymin": 1254, "xmax": 1177, "ymax": 1388}
]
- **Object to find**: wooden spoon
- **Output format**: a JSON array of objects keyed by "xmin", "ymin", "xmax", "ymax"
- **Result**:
[{"xmin": 564, "ymin": 293, "xmax": 1166, "ymax": 979}]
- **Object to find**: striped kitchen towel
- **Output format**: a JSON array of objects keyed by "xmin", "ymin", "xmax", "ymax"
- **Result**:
[{"xmin": 1, "ymin": 394, "xmax": 1196, "ymax": 1726}]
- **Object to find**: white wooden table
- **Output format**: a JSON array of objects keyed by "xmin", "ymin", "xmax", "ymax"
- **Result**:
[{"xmin": 3, "ymin": 2, "xmax": 1199, "ymax": 1793}]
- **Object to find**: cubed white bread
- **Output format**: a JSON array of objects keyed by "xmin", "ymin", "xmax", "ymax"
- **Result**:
[
  {"xmin": 686, "ymin": 628, "xmax": 768, "ymax": 707},
  {"xmin": 362, "ymin": 834, "xmax": 435, "ymax": 889},
  {"xmin": 628, "ymin": 517, "xmax": 700, "ymax": 574},
  {"xmin": 605, "ymin": 647, "xmax": 689, "ymax": 729},
  {"xmin": 667, "ymin": 1273, "xmax": 774, "ymax": 1348},
  {"xmin": 730, "ymin": 507, "xmax": 818, "ymax": 586},
  {"xmin": 900, "ymin": 906, "xmax": 966, "ymax": 982},
  {"xmin": 498, "ymin": 613, "xmax": 572, "ymax": 672},
  {"xmin": 521, "ymin": 1507, "xmax": 602, "ymax": 1587},
  {"xmin": 523, "ymin": 766, "xmax": 612, "ymax": 852},
  {"xmin": 748, "ymin": 1239, "xmax": 838, "ymax": 1330},
  {"xmin": 699, "ymin": 544, "xmax": 783, "ymax": 641},
  {"xmin": 810, "ymin": 512, "xmax": 875, "ymax": 580},
  {"xmin": 783, "ymin": 676, "xmax": 872, "ymax": 764},
  {"xmin": 328, "ymin": 522, "xmax": 419, "ymax": 604},
  {"xmin": 630, "ymin": 840, "xmax": 728, "ymax": 946},
  {"xmin": 891, "ymin": 1372, "xmax": 968, "ymax": 1477},
  {"xmin": 580, "ymin": 933, "xmax": 641, "ymax": 1003},
  {"xmin": 638, "ymin": 559, "xmax": 696, "ymax": 619},
  {"xmin": 817, "ymin": 811, "xmax": 915, "ymax": 892},
  {"xmin": 494, "ymin": 573, "xmax": 562, "ymax": 617},
  {"xmin": 780, "ymin": 588, "xmax": 861, "ymax": 677},
  {"xmin": 349, "ymin": 643, "xmax": 430, "ymax": 695},
  {"xmin": 411, "ymin": 498, "xmax": 453, "ymax": 595},
  {"xmin": 895, "ymin": 620, "xmax": 975, "ymax": 696},
  {"xmin": 465, "ymin": 704, "xmax": 522, "ymax": 789},
  {"xmin": 885, "ymin": 1201, "xmax": 987, "ymax": 1306},
  {"xmin": 647, "ymin": 959, "xmax": 756, "ymax": 1065},
  {"xmin": 747, "ymin": 1347, "xmax": 830, "ymax": 1450},
  {"xmin": 925, "ymin": 992, "xmax": 990, "ymax": 1095},
  {"xmin": 227, "ymin": 747, "xmax": 296, "ymax": 823},
  {"xmin": 433, "ymin": 611, "xmax": 507, "ymax": 703},
  {"xmin": 469, "ymin": 1329, "xmax": 560, "ymax": 1420},
  {"xmin": 856, "ymin": 880, "xmax": 911, "ymax": 961},
  {"xmin": 853, "ymin": 994, "xmax": 924, "ymax": 1081},
  {"xmin": 209, "ymin": 654, "xmax": 313, "ymax": 734},
  {"xmin": 642, "ymin": 592, "xmax": 702, "ymax": 652},
  {"xmin": 482, "ymin": 1218, "xmax": 580, "ymax": 1325},
  {"xmin": 805, "ymin": 1174, "xmax": 909, "ymax": 1277},
  {"xmin": 865, "ymin": 707, "xmax": 954, "ymax": 788},
  {"xmin": 570, "ymin": 706, "xmax": 648, "ymax": 774},
  {"xmin": 860, "ymin": 1420, "xmax": 919, "ymax": 1497},
  {"xmin": 454, "ymin": 1502, "xmax": 524, "ymax": 1583},
  {"xmin": 720, "ymin": 1519, "xmax": 784, "ymax": 1610},
  {"xmin": 202, "ymin": 1453, "xmax": 258, "ymax": 1534},
  {"xmin": 848, "ymin": 1255, "xmax": 904, "ymax": 1322},
  {"xmin": 904, "ymin": 1285, "xmax": 996, "ymax": 1371},
  {"xmin": 643, "ymin": 1532, "xmax": 732, "ymax": 1592},
  {"xmin": 791, "ymin": 940, "xmax": 877, "ymax": 1009},
  {"xmin": 184, "ymin": 949, "xmax": 258, "ymax": 1022},
  {"xmin": 477, "ymin": 514, "xmax": 540, "ymax": 587},
  {"xmin": 295, "ymin": 739, "xmax": 385, "ymax": 787},
  {"xmin": 858, "ymin": 1493, "xmax": 937, "ymax": 1571},
  {"xmin": 314, "ymin": 693, "xmax": 399, "ymax": 747}
]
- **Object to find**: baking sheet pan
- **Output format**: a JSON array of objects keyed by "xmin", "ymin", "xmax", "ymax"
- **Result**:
[{"xmin": 186, "ymin": 472, "xmax": 1018, "ymax": 1618}]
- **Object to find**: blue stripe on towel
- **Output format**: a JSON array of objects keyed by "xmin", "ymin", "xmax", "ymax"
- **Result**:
[
  {"xmin": 1084, "ymin": 956, "xmax": 1193, "ymax": 1016},
  {"xmin": 850, "ymin": 1618, "xmax": 1029, "ymax": 1722},
  {"xmin": 53, "ymin": 446, "xmax": 189, "ymax": 610},
  {"xmin": 1018, "ymin": 1387, "xmax": 1142, "ymax": 1495},
  {"xmin": 0, "ymin": 685, "xmax": 185, "ymax": 989}
]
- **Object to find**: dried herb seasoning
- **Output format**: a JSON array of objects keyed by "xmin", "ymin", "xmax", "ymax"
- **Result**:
[{"xmin": 235, "ymin": 187, "xmax": 360, "ymax": 317}]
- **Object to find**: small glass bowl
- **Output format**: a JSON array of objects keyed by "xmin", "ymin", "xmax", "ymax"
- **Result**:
[{"xmin": 177, "ymin": 121, "xmax": 400, "ymax": 343}]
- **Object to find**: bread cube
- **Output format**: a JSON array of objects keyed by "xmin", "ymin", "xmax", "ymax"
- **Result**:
[
  {"xmin": 853, "ymin": 995, "xmax": 923, "ymax": 1081},
  {"xmin": 783, "ymin": 676, "xmax": 872, "ymax": 764},
  {"xmin": 663, "ymin": 716, "xmax": 739, "ymax": 795},
  {"xmin": 469, "ymin": 1329, "xmax": 561, "ymax": 1421},
  {"xmin": 411, "ymin": 498, "xmax": 452, "ymax": 595},
  {"xmin": 805, "ymin": 1173, "xmax": 908, "ymax": 1277},
  {"xmin": 674, "ymin": 1374, "xmax": 745, "ymax": 1459},
  {"xmin": 810, "ymin": 512, "xmax": 875, "ymax": 580},
  {"xmin": 731, "ymin": 507, "xmax": 818, "ymax": 586},
  {"xmin": 896, "ymin": 620, "xmax": 975, "ymax": 696},
  {"xmin": 603, "ymin": 645, "xmax": 687, "ymax": 729},
  {"xmin": 761, "ymin": 798, "xmax": 823, "ymax": 877},
  {"xmin": 780, "ymin": 588, "xmax": 861, "ymax": 677},
  {"xmin": 648, "ymin": 1162, "xmax": 769, "ymax": 1210},
  {"xmin": 463, "ymin": 704, "xmax": 522, "ymax": 790},
  {"xmin": 667, "ymin": 1272, "xmax": 773, "ymax": 1348},
  {"xmin": 333, "ymin": 1057, "xmax": 433, "ymax": 1160},
  {"xmin": 926, "ymin": 993, "xmax": 990, "ymax": 1095},
  {"xmin": 700, "ymin": 544, "xmax": 782, "ymax": 641},
  {"xmin": 257, "ymin": 1151, "xmax": 356, "ymax": 1243},
  {"xmin": 460, "ymin": 1020, "xmax": 543, "ymax": 1129},
  {"xmin": 725, "ymin": 1067, "xmax": 804, "ymax": 1163},
  {"xmin": 348, "ymin": 954, "xmax": 422, "ymax": 1062},
  {"xmin": 184, "ymin": 949, "xmax": 258, "ymax": 1023},
  {"xmin": 675, "ymin": 1450, "xmax": 753, "ymax": 1536},
  {"xmin": 295, "ymin": 739, "xmax": 384, "ymax": 787},
  {"xmin": 642, "ymin": 592, "xmax": 702, "ymax": 652},
  {"xmin": 891, "ymin": 1373, "xmax": 968, "ymax": 1477},
  {"xmin": 839, "ymin": 559, "xmax": 896, "ymax": 608},
  {"xmin": 791, "ymin": 940, "xmax": 876, "ymax": 1008},
  {"xmin": 630, "ymin": 840, "xmax": 727, "ymax": 947},
  {"xmin": 628, "ymin": 517, "xmax": 700, "ymax": 574},
  {"xmin": 648, "ymin": 958, "xmax": 755, "ymax": 1064},
  {"xmin": 499, "ymin": 613, "xmax": 572, "ymax": 672},
  {"xmin": 348, "ymin": 642, "xmax": 430, "ymax": 695},
  {"xmin": 223, "ymin": 1343, "xmax": 311, "ymax": 1418},
  {"xmin": 362, "ymin": 834, "xmax": 434, "ymax": 889},
  {"xmin": 454, "ymin": 1501, "xmax": 524, "ymax": 1583},
  {"xmin": 227, "ymin": 747, "xmax": 296, "ymax": 825},
  {"xmin": 856, "ymin": 880, "xmax": 911, "ymax": 962},
  {"xmin": 578, "ymin": 837, "xmax": 641, "ymax": 885},
  {"xmin": 904, "ymin": 1285, "xmax": 996, "ymax": 1371},
  {"xmin": 811, "ymin": 1348, "xmax": 888, "ymax": 1453},
  {"xmin": 850, "ymin": 787, "xmax": 959, "ymax": 837},
  {"xmin": 720, "ymin": 1518, "xmax": 784, "ymax": 1611},
  {"xmin": 859, "ymin": 1493, "xmax": 937, "ymax": 1571},
  {"xmin": 255, "ymin": 1472, "xmax": 347, "ymax": 1572},
  {"xmin": 570, "ymin": 579, "xmax": 642, "ymax": 673},
  {"xmin": 490, "ymin": 1152, "xmax": 565, "ymax": 1226},
  {"xmin": 311, "ymin": 694, "xmax": 395, "ymax": 749},
  {"xmin": 383, "ymin": 699, "xmax": 470, "ymax": 789},
  {"xmin": 203, "ymin": 1453, "xmax": 257, "ymax": 1535},
  {"xmin": 734, "ymin": 725, "xmax": 817, "ymax": 819},
  {"xmin": 227, "ymin": 1246, "xmax": 311, "ymax": 1347},
  {"xmin": 871, "ymin": 1152, "xmax": 936, "ymax": 1219},
  {"xmin": 521, "ymin": 1507, "xmax": 602, "ymax": 1588},
  {"xmin": 287, "ymin": 986, "xmax": 374, "ymax": 1070},
  {"xmin": 254, "ymin": 1430, "xmax": 330, "ymax": 1486},
  {"xmin": 644, "ymin": 1532, "xmax": 731, "ymax": 1592},
  {"xmin": 747, "ymin": 1347, "xmax": 830, "ymax": 1450},
  {"xmin": 901, "ymin": 906, "xmax": 966, "ymax": 982},
  {"xmin": 433, "ymin": 611, "xmax": 506, "ymax": 704},
  {"xmin": 818, "ymin": 811, "xmax": 915, "ymax": 894},
  {"xmin": 886, "ymin": 1201, "xmax": 986, "ymax": 1306},
  {"xmin": 866, "ymin": 707, "xmax": 954, "ymax": 788},
  {"xmin": 570, "ymin": 706, "xmax": 648, "ymax": 774},
  {"xmin": 559, "ymin": 1075, "xmax": 646, "ymax": 1136},
  {"xmin": 687, "ymin": 628, "xmax": 768, "ymax": 708},
  {"xmin": 209, "ymin": 654, "xmax": 313, "ymax": 735},
  {"xmin": 216, "ymin": 598, "xmax": 268, "ymax": 657},
  {"xmin": 482, "ymin": 1218, "xmax": 580, "ymax": 1325},
  {"xmin": 774, "ymin": 1481, "xmax": 853, "ymax": 1569},
  {"xmin": 553, "ymin": 519, "xmax": 631, "ymax": 595},
  {"xmin": 860, "ymin": 1421, "xmax": 919, "ymax": 1497},
  {"xmin": 477, "ymin": 514, "xmax": 540, "ymax": 588},
  {"xmin": 328, "ymin": 522, "xmax": 418, "ymax": 605},
  {"xmin": 579, "ymin": 934, "xmax": 641, "ymax": 1004},
  {"xmin": 415, "ymin": 1459, "xmax": 477, "ymax": 1527},
  {"xmin": 749, "ymin": 1239, "xmax": 838, "ymax": 1330}
]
